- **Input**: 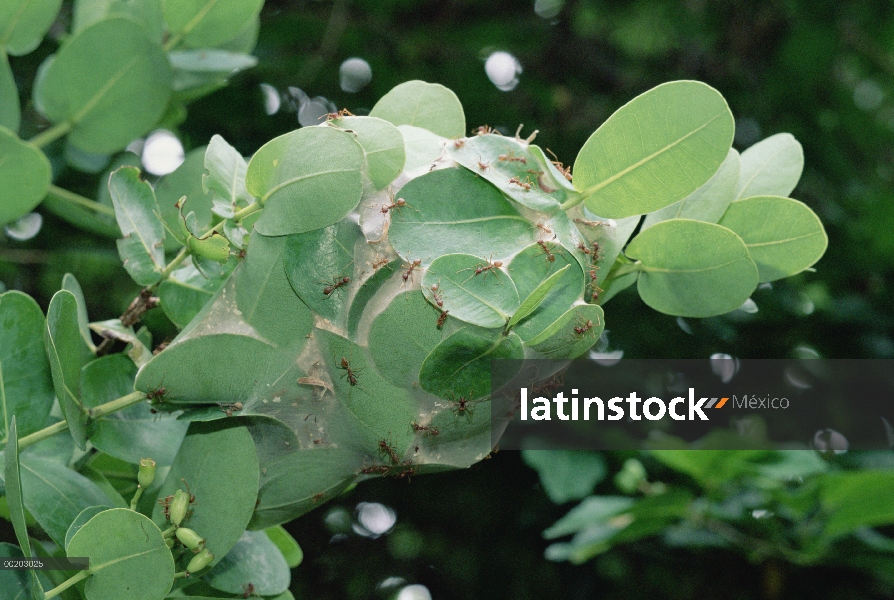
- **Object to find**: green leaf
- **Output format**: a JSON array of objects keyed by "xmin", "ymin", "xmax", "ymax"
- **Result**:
[
  {"xmin": 335, "ymin": 116, "xmax": 405, "ymax": 190},
  {"xmin": 202, "ymin": 134, "xmax": 252, "ymax": 214},
  {"xmin": 64, "ymin": 505, "xmax": 111, "ymax": 552},
  {"xmin": 236, "ymin": 232, "xmax": 314, "ymax": 351},
  {"xmin": 594, "ymin": 257, "xmax": 638, "ymax": 305},
  {"xmin": 346, "ymin": 260, "xmax": 399, "ymax": 337},
  {"xmin": 187, "ymin": 231, "xmax": 230, "ymax": 262},
  {"xmin": 163, "ymin": 0, "xmax": 264, "ymax": 49},
  {"xmin": 282, "ymin": 221, "xmax": 361, "ymax": 326},
  {"xmin": 0, "ymin": 52, "xmax": 20, "ymax": 131},
  {"xmin": 19, "ymin": 455, "xmax": 111, "ymax": 546},
  {"xmin": 369, "ymin": 80, "xmax": 465, "ymax": 139},
  {"xmin": 525, "ymin": 304, "xmax": 604, "ymax": 359},
  {"xmin": 0, "ymin": 291, "xmax": 54, "ymax": 439},
  {"xmin": 151, "ymin": 422, "xmax": 260, "ymax": 568},
  {"xmin": 0, "ymin": 0, "xmax": 62, "ymax": 55},
  {"xmin": 156, "ymin": 146, "xmax": 213, "ymax": 252},
  {"xmin": 72, "ymin": 0, "xmax": 164, "ymax": 44},
  {"xmin": 421, "ymin": 253, "xmax": 519, "ymax": 328},
  {"xmin": 389, "ymin": 168, "xmax": 536, "ymax": 265},
  {"xmin": 205, "ymin": 530, "xmax": 290, "ymax": 596},
  {"xmin": 247, "ymin": 127, "xmax": 364, "ymax": 236},
  {"xmin": 822, "ymin": 471, "xmax": 894, "ymax": 538},
  {"xmin": 522, "ymin": 450, "xmax": 607, "ymax": 504},
  {"xmin": 506, "ymin": 244, "xmax": 585, "ymax": 341},
  {"xmin": 169, "ymin": 49, "xmax": 257, "ymax": 92},
  {"xmin": 368, "ymin": 291, "xmax": 445, "ymax": 388},
  {"xmin": 159, "ymin": 257, "xmax": 237, "ymax": 328},
  {"xmin": 642, "ymin": 148, "xmax": 740, "ymax": 229},
  {"xmin": 736, "ymin": 133, "xmax": 803, "ymax": 200},
  {"xmin": 264, "ymin": 525, "xmax": 303, "ymax": 568},
  {"xmin": 0, "ymin": 126, "xmax": 51, "ymax": 227},
  {"xmin": 574, "ymin": 81, "xmax": 734, "ymax": 218},
  {"xmin": 5, "ymin": 418, "xmax": 33, "ymax": 560},
  {"xmin": 397, "ymin": 125, "xmax": 445, "ymax": 171},
  {"xmin": 718, "ymin": 196, "xmax": 827, "ymax": 282},
  {"xmin": 419, "ymin": 328, "xmax": 523, "ymax": 400},
  {"xmin": 109, "ymin": 166, "xmax": 166, "ymax": 286},
  {"xmin": 68, "ymin": 508, "xmax": 175, "ymax": 600},
  {"xmin": 87, "ymin": 318, "xmax": 152, "ymax": 367},
  {"xmin": 543, "ymin": 496, "xmax": 635, "ymax": 539},
  {"xmin": 45, "ymin": 290, "xmax": 89, "ymax": 450},
  {"xmin": 61, "ymin": 273, "xmax": 96, "ymax": 356},
  {"xmin": 446, "ymin": 134, "xmax": 563, "ymax": 212},
  {"xmin": 82, "ymin": 354, "xmax": 188, "ymax": 465},
  {"xmin": 36, "ymin": 17, "xmax": 172, "ymax": 153},
  {"xmin": 626, "ymin": 219, "xmax": 758, "ymax": 317}
]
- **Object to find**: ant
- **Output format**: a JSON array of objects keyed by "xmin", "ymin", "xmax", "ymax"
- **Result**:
[
  {"xmin": 242, "ymin": 583, "xmax": 257, "ymax": 598},
  {"xmin": 436, "ymin": 310, "xmax": 449, "ymax": 329},
  {"xmin": 146, "ymin": 384, "xmax": 167, "ymax": 404},
  {"xmin": 312, "ymin": 492, "xmax": 325, "ymax": 504},
  {"xmin": 381, "ymin": 197, "xmax": 408, "ymax": 214},
  {"xmin": 378, "ymin": 439, "xmax": 401, "ymax": 464},
  {"xmin": 462, "ymin": 255, "xmax": 504, "ymax": 283},
  {"xmin": 472, "ymin": 125, "xmax": 494, "ymax": 136},
  {"xmin": 577, "ymin": 242, "xmax": 592, "ymax": 256},
  {"xmin": 321, "ymin": 108, "xmax": 354, "ymax": 122},
  {"xmin": 591, "ymin": 241, "xmax": 601, "ymax": 261},
  {"xmin": 219, "ymin": 401, "xmax": 243, "ymax": 417},
  {"xmin": 574, "ymin": 317, "xmax": 596, "ymax": 337},
  {"xmin": 360, "ymin": 465, "xmax": 390, "ymax": 475},
  {"xmin": 337, "ymin": 357, "xmax": 359, "ymax": 386},
  {"xmin": 158, "ymin": 478, "xmax": 196, "ymax": 521},
  {"xmin": 537, "ymin": 240, "xmax": 559, "ymax": 263},
  {"xmin": 402, "ymin": 258, "xmax": 422, "ymax": 282},
  {"xmin": 508, "ymin": 176, "xmax": 532, "ymax": 190},
  {"xmin": 475, "ymin": 156, "xmax": 491, "ymax": 171},
  {"xmin": 323, "ymin": 276, "xmax": 350, "ymax": 296},
  {"xmin": 429, "ymin": 283, "xmax": 444, "ymax": 308},
  {"xmin": 411, "ymin": 421, "xmax": 440, "ymax": 436},
  {"xmin": 453, "ymin": 138, "xmax": 466, "ymax": 149},
  {"xmin": 547, "ymin": 148, "xmax": 573, "ymax": 181},
  {"xmin": 536, "ymin": 221, "xmax": 553, "ymax": 236},
  {"xmin": 371, "ymin": 256, "xmax": 389, "ymax": 271},
  {"xmin": 498, "ymin": 152, "xmax": 527, "ymax": 164}
]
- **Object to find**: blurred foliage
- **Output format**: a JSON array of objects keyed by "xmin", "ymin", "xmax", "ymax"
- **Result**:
[{"xmin": 2, "ymin": 0, "xmax": 894, "ymax": 598}]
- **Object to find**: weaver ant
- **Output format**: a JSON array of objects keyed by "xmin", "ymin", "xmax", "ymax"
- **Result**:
[
  {"xmin": 508, "ymin": 176, "xmax": 531, "ymax": 190},
  {"xmin": 573, "ymin": 218, "xmax": 609, "ymax": 228},
  {"xmin": 402, "ymin": 258, "xmax": 422, "ymax": 282},
  {"xmin": 547, "ymin": 148, "xmax": 573, "ymax": 181},
  {"xmin": 436, "ymin": 310, "xmax": 449, "ymax": 329},
  {"xmin": 498, "ymin": 152, "xmax": 527, "ymax": 164},
  {"xmin": 411, "ymin": 421, "xmax": 440, "ymax": 436},
  {"xmin": 453, "ymin": 138, "xmax": 466, "ymax": 149},
  {"xmin": 475, "ymin": 156, "xmax": 491, "ymax": 171},
  {"xmin": 573, "ymin": 316, "xmax": 597, "ymax": 338},
  {"xmin": 323, "ymin": 276, "xmax": 350, "ymax": 296},
  {"xmin": 461, "ymin": 255, "xmax": 504, "ymax": 283},
  {"xmin": 219, "ymin": 401, "xmax": 243, "ymax": 417},
  {"xmin": 378, "ymin": 439, "xmax": 401, "ymax": 464},
  {"xmin": 381, "ymin": 197, "xmax": 408, "ymax": 214},
  {"xmin": 337, "ymin": 357, "xmax": 359, "ymax": 386},
  {"xmin": 429, "ymin": 282, "xmax": 444, "ymax": 307},
  {"xmin": 321, "ymin": 108, "xmax": 354, "ymax": 121},
  {"xmin": 472, "ymin": 125, "xmax": 494, "ymax": 136},
  {"xmin": 371, "ymin": 256, "xmax": 389, "ymax": 270},
  {"xmin": 537, "ymin": 240, "xmax": 559, "ymax": 263}
]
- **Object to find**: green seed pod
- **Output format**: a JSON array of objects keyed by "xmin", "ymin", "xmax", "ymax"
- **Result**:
[
  {"xmin": 169, "ymin": 489, "xmax": 190, "ymax": 526},
  {"xmin": 175, "ymin": 527, "xmax": 206, "ymax": 552},
  {"xmin": 185, "ymin": 548, "xmax": 214, "ymax": 576},
  {"xmin": 138, "ymin": 458, "xmax": 156, "ymax": 488},
  {"xmin": 165, "ymin": 536, "xmax": 175, "ymax": 549}
]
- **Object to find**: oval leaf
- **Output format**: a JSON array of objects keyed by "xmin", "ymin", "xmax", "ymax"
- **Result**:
[
  {"xmin": 0, "ymin": 126, "xmax": 51, "ymax": 227},
  {"xmin": 164, "ymin": 0, "xmax": 263, "ymax": 48},
  {"xmin": 369, "ymin": 80, "xmax": 465, "ymax": 139},
  {"xmin": 64, "ymin": 505, "xmax": 111, "ymax": 552},
  {"xmin": 574, "ymin": 81, "xmax": 734, "ymax": 218},
  {"xmin": 0, "ymin": 0, "xmax": 62, "ymax": 56},
  {"xmin": 68, "ymin": 508, "xmax": 174, "ymax": 600},
  {"xmin": 421, "ymin": 253, "xmax": 519, "ymax": 328},
  {"xmin": 36, "ymin": 17, "xmax": 171, "ymax": 153},
  {"xmin": 0, "ymin": 53, "xmax": 20, "ymax": 131},
  {"xmin": 718, "ymin": 196, "xmax": 827, "ymax": 282},
  {"xmin": 336, "ymin": 116, "xmax": 405, "ymax": 190},
  {"xmin": 397, "ymin": 125, "xmax": 445, "ymax": 171},
  {"xmin": 736, "ymin": 133, "xmax": 803, "ymax": 200},
  {"xmin": 0, "ymin": 291, "xmax": 54, "ymax": 438},
  {"xmin": 45, "ymin": 290, "xmax": 89, "ymax": 449},
  {"xmin": 247, "ymin": 127, "xmax": 364, "ymax": 236},
  {"xmin": 389, "ymin": 168, "xmax": 536, "ymax": 265},
  {"xmin": 4, "ymin": 418, "xmax": 33, "ymax": 558},
  {"xmin": 626, "ymin": 219, "xmax": 758, "ymax": 317},
  {"xmin": 152, "ymin": 422, "xmax": 260, "ymax": 569},
  {"xmin": 508, "ymin": 264, "xmax": 570, "ymax": 329},
  {"xmin": 526, "ymin": 304, "xmax": 605, "ymax": 359},
  {"xmin": 110, "ymin": 166, "xmax": 166, "ymax": 285},
  {"xmin": 419, "ymin": 328, "xmax": 523, "ymax": 399}
]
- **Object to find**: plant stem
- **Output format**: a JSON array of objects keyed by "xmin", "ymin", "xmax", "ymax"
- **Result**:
[
  {"xmin": 610, "ymin": 262, "xmax": 642, "ymax": 278},
  {"xmin": 18, "ymin": 391, "xmax": 146, "ymax": 450},
  {"xmin": 28, "ymin": 121, "xmax": 73, "ymax": 148},
  {"xmin": 173, "ymin": 571, "xmax": 188, "ymax": 579},
  {"xmin": 130, "ymin": 486, "xmax": 144, "ymax": 511},
  {"xmin": 162, "ymin": 526, "xmax": 176, "ymax": 538},
  {"xmin": 560, "ymin": 192, "xmax": 586, "ymax": 211},
  {"xmin": 158, "ymin": 247, "xmax": 189, "ymax": 280},
  {"xmin": 43, "ymin": 570, "xmax": 91, "ymax": 600},
  {"xmin": 211, "ymin": 201, "xmax": 262, "ymax": 233},
  {"xmin": 46, "ymin": 185, "xmax": 116, "ymax": 218}
]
